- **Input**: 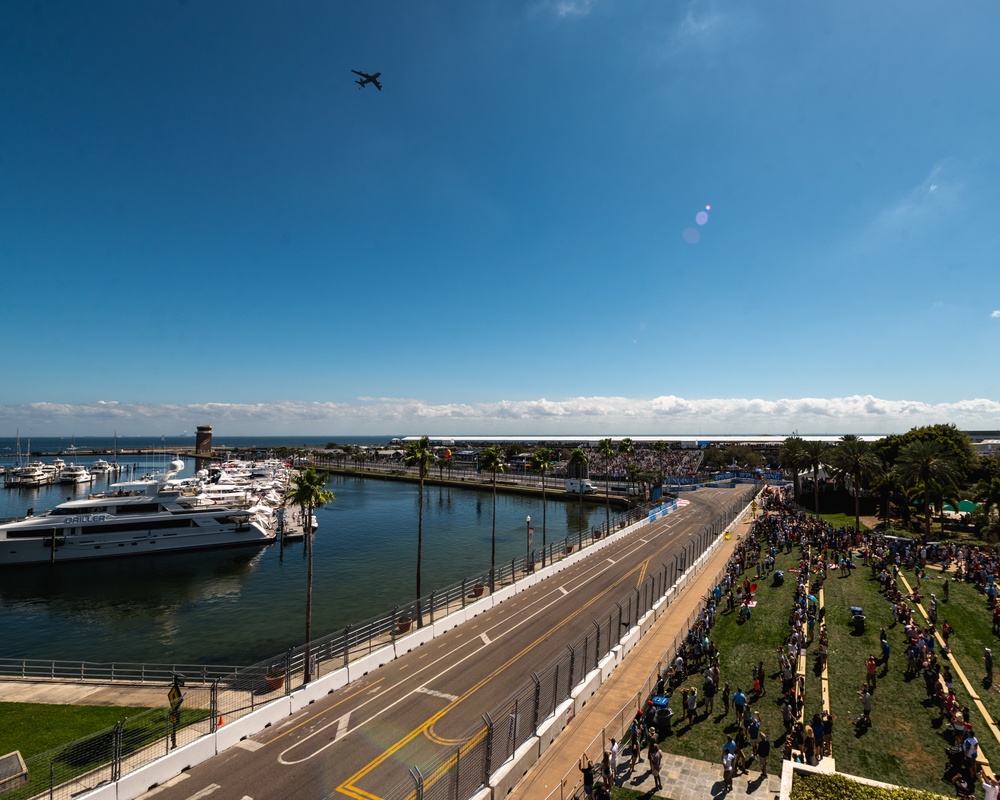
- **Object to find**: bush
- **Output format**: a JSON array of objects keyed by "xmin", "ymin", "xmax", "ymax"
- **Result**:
[{"xmin": 791, "ymin": 772, "xmax": 948, "ymax": 800}]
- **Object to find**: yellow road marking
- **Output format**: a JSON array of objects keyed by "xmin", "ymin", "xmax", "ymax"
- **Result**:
[
  {"xmin": 336, "ymin": 563, "xmax": 644, "ymax": 797},
  {"xmin": 265, "ymin": 679, "xmax": 383, "ymax": 745}
]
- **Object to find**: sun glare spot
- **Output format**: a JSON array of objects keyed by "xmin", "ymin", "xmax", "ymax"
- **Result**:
[{"xmin": 696, "ymin": 211, "xmax": 709, "ymax": 225}]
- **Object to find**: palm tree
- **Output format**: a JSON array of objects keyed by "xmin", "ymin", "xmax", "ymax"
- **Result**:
[
  {"xmin": 596, "ymin": 438, "xmax": 616, "ymax": 533},
  {"xmin": 829, "ymin": 435, "xmax": 882, "ymax": 534},
  {"xmin": 403, "ymin": 435, "xmax": 434, "ymax": 627},
  {"xmin": 800, "ymin": 440, "xmax": 829, "ymax": 516},
  {"xmin": 778, "ymin": 436, "xmax": 808, "ymax": 503},
  {"xmin": 566, "ymin": 447, "xmax": 590, "ymax": 531},
  {"xmin": 479, "ymin": 446, "xmax": 507, "ymax": 591},
  {"xmin": 895, "ymin": 439, "xmax": 961, "ymax": 541},
  {"xmin": 619, "ymin": 438, "xmax": 636, "ymax": 493},
  {"xmin": 286, "ymin": 467, "xmax": 336, "ymax": 683},
  {"xmin": 976, "ymin": 477, "xmax": 1000, "ymax": 524},
  {"xmin": 529, "ymin": 447, "xmax": 554, "ymax": 563}
]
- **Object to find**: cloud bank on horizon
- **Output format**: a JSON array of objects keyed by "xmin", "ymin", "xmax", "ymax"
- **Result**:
[{"xmin": 4, "ymin": 395, "xmax": 999, "ymax": 437}]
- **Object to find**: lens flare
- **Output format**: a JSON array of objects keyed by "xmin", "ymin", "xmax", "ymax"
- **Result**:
[{"xmin": 695, "ymin": 211, "xmax": 709, "ymax": 225}]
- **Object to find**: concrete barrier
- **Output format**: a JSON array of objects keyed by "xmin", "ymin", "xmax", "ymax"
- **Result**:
[
  {"xmin": 433, "ymin": 607, "xmax": 467, "ymax": 635},
  {"xmin": 599, "ymin": 647, "xmax": 622, "ymax": 682},
  {"xmin": 394, "ymin": 625, "xmax": 434, "ymax": 656},
  {"xmin": 346, "ymin": 644, "xmax": 394, "ymax": 681},
  {"xmin": 620, "ymin": 627, "xmax": 641, "ymax": 659},
  {"xmin": 291, "ymin": 675, "xmax": 334, "ymax": 712},
  {"xmin": 490, "ymin": 736, "xmax": 541, "ymax": 798},
  {"xmin": 573, "ymin": 668, "xmax": 603, "ymax": 713},
  {"xmin": 117, "ymin": 735, "xmax": 218, "ymax": 800},
  {"xmin": 537, "ymin": 698, "xmax": 575, "ymax": 756}
]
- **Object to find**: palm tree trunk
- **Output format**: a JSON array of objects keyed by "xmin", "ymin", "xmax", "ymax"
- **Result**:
[
  {"xmin": 490, "ymin": 472, "xmax": 497, "ymax": 591},
  {"xmin": 416, "ymin": 475, "xmax": 424, "ymax": 627},
  {"xmin": 813, "ymin": 467, "xmax": 820, "ymax": 516},
  {"xmin": 304, "ymin": 503, "xmax": 314, "ymax": 683}
]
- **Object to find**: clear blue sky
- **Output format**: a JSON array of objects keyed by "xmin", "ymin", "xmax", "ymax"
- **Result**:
[{"xmin": 3, "ymin": 0, "xmax": 999, "ymax": 436}]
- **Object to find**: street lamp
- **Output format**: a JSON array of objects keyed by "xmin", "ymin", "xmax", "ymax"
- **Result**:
[{"xmin": 526, "ymin": 515, "xmax": 532, "ymax": 573}]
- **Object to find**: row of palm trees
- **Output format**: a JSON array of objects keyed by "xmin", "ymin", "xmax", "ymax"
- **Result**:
[{"xmin": 777, "ymin": 435, "xmax": 965, "ymax": 539}]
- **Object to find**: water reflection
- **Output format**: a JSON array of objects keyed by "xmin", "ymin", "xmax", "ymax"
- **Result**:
[{"xmin": 0, "ymin": 473, "xmax": 605, "ymax": 665}]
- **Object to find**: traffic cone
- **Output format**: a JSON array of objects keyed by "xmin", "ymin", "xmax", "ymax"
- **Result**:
[{"xmin": 218, "ymin": 715, "xmax": 224, "ymax": 727}]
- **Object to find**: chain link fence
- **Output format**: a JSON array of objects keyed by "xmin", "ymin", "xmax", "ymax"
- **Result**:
[{"xmin": 4, "ymin": 486, "xmax": 757, "ymax": 800}]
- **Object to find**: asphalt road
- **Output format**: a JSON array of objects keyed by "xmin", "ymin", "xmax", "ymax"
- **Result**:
[{"xmin": 138, "ymin": 488, "xmax": 743, "ymax": 800}]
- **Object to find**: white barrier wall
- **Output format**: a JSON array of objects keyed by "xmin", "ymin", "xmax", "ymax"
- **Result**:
[{"xmin": 84, "ymin": 493, "xmax": 695, "ymax": 800}]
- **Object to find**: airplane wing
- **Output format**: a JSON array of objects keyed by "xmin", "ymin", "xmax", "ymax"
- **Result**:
[
  {"xmin": 351, "ymin": 70, "xmax": 365, "ymax": 78},
  {"xmin": 372, "ymin": 79, "xmax": 382, "ymax": 91}
]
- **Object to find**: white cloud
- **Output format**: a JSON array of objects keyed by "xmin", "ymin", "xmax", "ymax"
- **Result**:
[
  {"xmin": 874, "ymin": 160, "xmax": 962, "ymax": 235},
  {"xmin": 3, "ymin": 395, "xmax": 999, "ymax": 436},
  {"xmin": 991, "ymin": 310, "xmax": 1000, "ymax": 319}
]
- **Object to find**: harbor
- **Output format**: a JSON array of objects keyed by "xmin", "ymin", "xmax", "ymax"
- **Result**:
[{"xmin": 0, "ymin": 458, "xmax": 608, "ymax": 666}]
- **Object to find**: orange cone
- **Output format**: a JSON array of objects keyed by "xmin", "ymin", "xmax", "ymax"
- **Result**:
[{"xmin": 218, "ymin": 715, "xmax": 224, "ymax": 727}]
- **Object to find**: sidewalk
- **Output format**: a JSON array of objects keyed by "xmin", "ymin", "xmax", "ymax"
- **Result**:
[{"xmin": 509, "ymin": 508, "xmax": 780, "ymax": 800}]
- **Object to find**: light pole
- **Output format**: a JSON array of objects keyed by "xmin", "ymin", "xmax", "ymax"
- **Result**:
[{"xmin": 526, "ymin": 515, "xmax": 532, "ymax": 573}]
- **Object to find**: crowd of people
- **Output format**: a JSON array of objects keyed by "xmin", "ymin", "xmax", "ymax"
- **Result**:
[{"xmin": 579, "ymin": 481, "xmax": 1000, "ymax": 798}]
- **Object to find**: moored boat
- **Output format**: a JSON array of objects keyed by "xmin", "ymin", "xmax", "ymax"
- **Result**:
[{"xmin": 0, "ymin": 459, "xmax": 276, "ymax": 566}]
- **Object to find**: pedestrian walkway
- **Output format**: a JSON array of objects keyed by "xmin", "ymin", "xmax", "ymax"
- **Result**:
[{"xmin": 508, "ymin": 501, "xmax": 775, "ymax": 800}]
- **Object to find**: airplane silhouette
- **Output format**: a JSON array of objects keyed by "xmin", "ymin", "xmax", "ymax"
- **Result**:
[{"xmin": 352, "ymin": 70, "xmax": 382, "ymax": 91}]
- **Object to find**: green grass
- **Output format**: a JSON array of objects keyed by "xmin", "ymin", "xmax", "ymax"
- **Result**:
[
  {"xmin": 0, "ymin": 702, "xmax": 211, "ymax": 800},
  {"xmin": 818, "ymin": 513, "xmax": 871, "ymax": 532},
  {"xmin": 822, "ymin": 559, "xmax": 980, "ymax": 795},
  {"xmin": 914, "ymin": 569, "xmax": 1000, "ymax": 733},
  {"xmin": 0, "ymin": 702, "xmax": 153, "ymax": 759},
  {"xmin": 654, "ymin": 549, "xmax": 802, "ymax": 764}
]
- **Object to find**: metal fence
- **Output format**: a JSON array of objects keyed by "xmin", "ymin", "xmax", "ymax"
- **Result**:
[
  {"xmin": 375, "ymin": 485, "xmax": 760, "ymax": 799},
  {"xmin": 4, "ymin": 485, "xmax": 758, "ymax": 800}
]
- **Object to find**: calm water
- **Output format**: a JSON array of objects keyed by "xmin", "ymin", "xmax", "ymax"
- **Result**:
[{"xmin": 0, "ymin": 461, "xmax": 604, "ymax": 666}]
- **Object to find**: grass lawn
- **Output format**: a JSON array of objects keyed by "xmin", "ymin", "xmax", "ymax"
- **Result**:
[
  {"xmin": 917, "ymin": 569, "xmax": 1000, "ymax": 734},
  {"xmin": 0, "ymin": 702, "xmax": 154, "ymax": 759},
  {"xmin": 818, "ymin": 513, "xmax": 871, "ymax": 532},
  {"xmin": 0, "ymin": 702, "xmax": 211, "ymax": 800},
  {"xmin": 822, "ymin": 560, "xmax": 981, "ymax": 795},
  {"xmin": 654, "ymin": 548, "xmax": 803, "ymax": 765}
]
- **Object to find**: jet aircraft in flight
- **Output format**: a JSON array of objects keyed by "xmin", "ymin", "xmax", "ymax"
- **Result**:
[{"xmin": 352, "ymin": 70, "xmax": 382, "ymax": 91}]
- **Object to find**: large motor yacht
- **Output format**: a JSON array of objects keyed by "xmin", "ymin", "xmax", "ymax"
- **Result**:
[{"xmin": 0, "ymin": 460, "xmax": 275, "ymax": 566}]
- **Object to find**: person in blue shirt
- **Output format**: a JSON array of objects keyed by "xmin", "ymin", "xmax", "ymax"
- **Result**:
[{"xmin": 733, "ymin": 687, "xmax": 747, "ymax": 722}]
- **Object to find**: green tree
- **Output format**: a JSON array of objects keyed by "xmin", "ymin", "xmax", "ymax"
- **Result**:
[
  {"xmin": 479, "ymin": 446, "xmax": 507, "ymax": 591},
  {"xmin": 778, "ymin": 437, "xmax": 808, "ymax": 502},
  {"xmin": 529, "ymin": 447, "xmax": 554, "ymax": 562},
  {"xmin": 894, "ymin": 439, "xmax": 961, "ymax": 540},
  {"xmin": 403, "ymin": 435, "xmax": 435, "ymax": 627},
  {"xmin": 829, "ymin": 435, "xmax": 882, "ymax": 533},
  {"xmin": 596, "ymin": 438, "xmax": 616, "ymax": 533},
  {"xmin": 976, "ymin": 476, "xmax": 1000, "ymax": 524},
  {"xmin": 801, "ymin": 440, "xmax": 830, "ymax": 515},
  {"xmin": 618, "ymin": 438, "xmax": 636, "ymax": 491},
  {"xmin": 567, "ymin": 447, "xmax": 590, "ymax": 530},
  {"xmin": 286, "ymin": 468, "xmax": 336, "ymax": 683}
]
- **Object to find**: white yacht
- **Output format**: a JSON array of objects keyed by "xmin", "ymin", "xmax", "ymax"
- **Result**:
[
  {"xmin": 90, "ymin": 459, "xmax": 112, "ymax": 473},
  {"xmin": 60, "ymin": 464, "xmax": 95, "ymax": 484},
  {"xmin": 0, "ymin": 460, "xmax": 276, "ymax": 566}
]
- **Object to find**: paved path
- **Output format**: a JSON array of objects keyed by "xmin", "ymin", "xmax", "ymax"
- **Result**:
[{"xmin": 508, "ymin": 503, "xmax": 780, "ymax": 800}]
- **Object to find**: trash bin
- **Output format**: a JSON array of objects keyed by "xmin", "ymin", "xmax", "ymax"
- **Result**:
[
  {"xmin": 773, "ymin": 570, "xmax": 784, "ymax": 586},
  {"xmin": 850, "ymin": 606, "xmax": 865, "ymax": 633},
  {"xmin": 651, "ymin": 695, "xmax": 672, "ymax": 736}
]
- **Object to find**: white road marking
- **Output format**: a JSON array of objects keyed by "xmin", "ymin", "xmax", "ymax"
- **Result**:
[
  {"xmin": 236, "ymin": 740, "xmax": 264, "ymax": 752},
  {"xmin": 416, "ymin": 686, "xmax": 459, "ymax": 702},
  {"xmin": 559, "ymin": 586, "xmax": 569, "ymax": 596},
  {"xmin": 278, "ymin": 713, "xmax": 351, "ymax": 765},
  {"xmin": 480, "ymin": 632, "xmax": 491, "ymax": 645},
  {"xmin": 187, "ymin": 785, "xmax": 221, "ymax": 800}
]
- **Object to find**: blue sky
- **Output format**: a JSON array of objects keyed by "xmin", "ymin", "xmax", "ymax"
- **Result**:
[{"xmin": 3, "ymin": 0, "xmax": 1000, "ymax": 437}]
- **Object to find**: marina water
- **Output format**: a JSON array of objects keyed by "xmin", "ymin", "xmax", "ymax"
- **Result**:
[{"xmin": 0, "ymin": 439, "xmax": 604, "ymax": 666}]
